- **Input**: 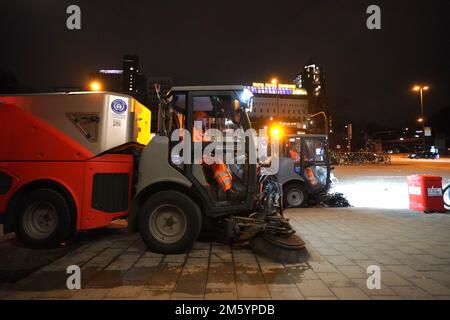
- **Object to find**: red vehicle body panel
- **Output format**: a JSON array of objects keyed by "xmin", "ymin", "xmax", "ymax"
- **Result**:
[
  {"xmin": 0, "ymin": 102, "xmax": 93, "ymax": 161},
  {"xmin": 81, "ymin": 155, "xmax": 133, "ymax": 229},
  {"xmin": 0, "ymin": 102, "xmax": 134, "ymax": 231}
]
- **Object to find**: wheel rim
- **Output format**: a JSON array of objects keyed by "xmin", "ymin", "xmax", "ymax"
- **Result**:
[
  {"xmin": 287, "ymin": 188, "xmax": 304, "ymax": 207},
  {"xmin": 444, "ymin": 188, "xmax": 450, "ymax": 208},
  {"xmin": 148, "ymin": 204, "xmax": 187, "ymax": 244},
  {"xmin": 22, "ymin": 201, "xmax": 58, "ymax": 240}
]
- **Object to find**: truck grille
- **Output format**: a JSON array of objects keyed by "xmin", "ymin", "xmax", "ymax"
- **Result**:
[{"xmin": 92, "ymin": 173, "xmax": 129, "ymax": 213}]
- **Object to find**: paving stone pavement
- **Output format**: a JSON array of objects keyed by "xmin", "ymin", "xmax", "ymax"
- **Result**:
[{"xmin": 1, "ymin": 207, "xmax": 450, "ymax": 300}]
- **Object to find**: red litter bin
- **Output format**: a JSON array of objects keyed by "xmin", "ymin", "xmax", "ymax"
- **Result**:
[{"xmin": 407, "ymin": 175, "xmax": 445, "ymax": 213}]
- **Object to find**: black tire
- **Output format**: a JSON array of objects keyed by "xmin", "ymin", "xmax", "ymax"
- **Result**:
[
  {"xmin": 443, "ymin": 184, "xmax": 450, "ymax": 209},
  {"xmin": 138, "ymin": 191, "xmax": 202, "ymax": 254},
  {"xmin": 15, "ymin": 188, "xmax": 72, "ymax": 249},
  {"xmin": 284, "ymin": 184, "xmax": 309, "ymax": 208}
]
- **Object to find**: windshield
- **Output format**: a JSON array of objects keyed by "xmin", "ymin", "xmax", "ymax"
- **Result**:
[
  {"xmin": 304, "ymin": 138, "xmax": 327, "ymax": 162},
  {"xmin": 236, "ymin": 89, "xmax": 253, "ymax": 113}
]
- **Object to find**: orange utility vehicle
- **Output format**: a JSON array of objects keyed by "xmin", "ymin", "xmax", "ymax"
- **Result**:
[{"xmin": 0, "ymin": 92, "xmax": 151, "ymax": 248}]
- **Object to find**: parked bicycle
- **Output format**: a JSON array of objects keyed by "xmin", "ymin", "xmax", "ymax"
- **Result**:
[{"xmin": 329, "ymin": 151, "xmax": 391, "ymax": 166}]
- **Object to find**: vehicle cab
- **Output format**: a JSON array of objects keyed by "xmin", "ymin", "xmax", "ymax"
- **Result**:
[
  {"xmin": 277, "ymin": 134, "xmax": 331, "ymax": 207},
  {"xmin": 131, "ymin": 85, "xmax": 260, "ymax": 253}
]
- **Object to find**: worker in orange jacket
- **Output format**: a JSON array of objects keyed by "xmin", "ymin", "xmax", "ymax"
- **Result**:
[
  {"xmin": 193, "ymin": 112, "xmax": 238, "ymax": 198},
  {"xmin": 289, "ymin": 145, "xmax": 318, "ymax": 187},
  {"xmin": 289, "ymin": 149, "xmax": 300, "ymax": 162}
]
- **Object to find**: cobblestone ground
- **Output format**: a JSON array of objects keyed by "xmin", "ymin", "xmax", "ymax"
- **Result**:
[{"xmin": 1, "ymin": 207, "xmax": 450, "ymax": 300}]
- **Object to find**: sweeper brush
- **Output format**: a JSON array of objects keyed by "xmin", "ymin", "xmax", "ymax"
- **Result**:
[
  {"xmin": 215, "ymin": 213, "xmax": 308, "ymax": 263},
  {"xmin": 248, "ymin": 210, "xmax": 308, "ymax": 263},
  {"xmin": 215, "ymin": 170, "xmax": 308, "ymax": 263},
  {"xmin": 250, "ymin": 170, "xmax": 308, "ymax": 262},
  {"xmin": 251, "ymin": 233, "xmax": 308, "ymax": 263}
]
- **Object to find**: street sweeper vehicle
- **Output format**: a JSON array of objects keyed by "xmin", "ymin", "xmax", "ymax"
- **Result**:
[
  {"xmin": 0, "ymin": 92, "xmax": 151, "ymax": 248},
  {"xmin": 276, "ymin": 133, "xmax": 331, "ymax": 207},
  {"xmin": 0, "ymin": 87, "xmax": 306, "ymax": 262}
]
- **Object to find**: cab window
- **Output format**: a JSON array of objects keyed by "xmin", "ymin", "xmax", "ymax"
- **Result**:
[{"xmin": 304, "ymin": 139, "xmax": 327, "ymax": 162}]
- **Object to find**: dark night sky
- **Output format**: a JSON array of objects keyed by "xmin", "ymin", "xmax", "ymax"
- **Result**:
[{"xmin": 1, "ymin": 0, "xmax": 449, "ymax": 127}]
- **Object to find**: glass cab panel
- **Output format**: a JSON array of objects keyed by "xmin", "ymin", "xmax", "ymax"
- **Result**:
[
  {"xmin": 166, "ymin": 89, "xmax": 255, "ymax": 210},
  {"xmin": 302, "ymin": 137, "xmax": 329, "ymax": 191},
  {"xmin": 190, "ymin": 94, "xmax": 249, "ymax": 204},
  {"xmin": 287, "ymin": 135, "xmax": 330, "ymax": 192}
]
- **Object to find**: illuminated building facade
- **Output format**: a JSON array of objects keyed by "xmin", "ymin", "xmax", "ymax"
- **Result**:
[
  {"xmin": 87, "ymin": 55, "xmax": 147, "ymax": 103},
  {"xmin": 122, "ymin": 55, "xmax": 139, "ymax": 93},
  {"xmin": 294, "ymin": 60, "xmax": 329, "ymax": 133},
  {"xmin": 247, "ymin": 82, "xmax": 309, "ymax": 125},
  {"xmin": 122, "ymin": 55, "xmax": 147, "ymax": 103},
  {"xmin": 293, "ymin": 60, "xmax": 326, "ymax": 99}
]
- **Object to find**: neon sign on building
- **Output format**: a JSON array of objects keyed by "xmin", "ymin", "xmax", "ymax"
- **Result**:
[{"xmin": 248, "ymin": 82, "xmax": 307, "ymax": 96}]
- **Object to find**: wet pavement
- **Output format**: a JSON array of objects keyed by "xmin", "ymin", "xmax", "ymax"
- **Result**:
[
  {"xmin": 332, "ymin": 154, "xmax": 450, "ymax": 209},
  {"xmin": 1, "ymin": 207, "xmax": 450, "ymax": 300}
]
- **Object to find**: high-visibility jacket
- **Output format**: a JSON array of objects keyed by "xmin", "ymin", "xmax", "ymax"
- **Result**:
[
  {"xmin": 305, "ymin": 167, "xmax": 318, "ymax": 187},
  {"xmin": 193, "ymin": 126, "xmax": 233, "ymax": 191},
  {"xmin": 213, "ymin": 163, "xmax": 233, "ymax": 191},
  {"xmin": 193, "ymin": 127, "xmax": 204, "ymax": 142},
  {"xmin": 290, "ymin": 149, "xmax": 300, "ymax": 162}
]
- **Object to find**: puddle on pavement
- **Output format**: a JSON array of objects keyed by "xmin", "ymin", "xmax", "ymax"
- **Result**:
[
  {"xmin": 0, "ymin": 226, "xmax": 129, "ymax": 286},
  {"xmin": 1, "ymin": 218, "xmax": 315, "ymax": 295},
  {"xmin": 1, "ymin": 253, "xmax": 313, "ymax": 295}
]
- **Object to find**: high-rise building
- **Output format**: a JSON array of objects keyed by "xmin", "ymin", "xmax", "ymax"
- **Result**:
[
  {"xmin": 122, "ymin": 54, "xmax": 139, "ymax": 93},
  {"xmin": 294, "ymin": 60, "xmax": 328, "ymax": 132},
  {"xmin": 89, "ymin": 55, "xmax": 147, "ymax": 104},
  {"xmin": 122, "ymin": 55, "xmax": 147, "ymax": 104},
  {"xmin": 293, "ymin": 59, "xmax": 326, "ymax": 100},
  {"xmin": 87, "ymin": 54, "xmax": 147, "ymax": 101}
]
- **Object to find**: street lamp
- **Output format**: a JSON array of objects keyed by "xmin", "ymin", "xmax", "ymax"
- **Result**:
[
  {"xmin": 89, "ymin": 81, "xmax": 102, "ymax": 91},
  {"xmin": 309, "ymin": 111, "xmax": 328, "ymax": 136},
  {"xmin": 412, "ymin": 84, "xmax": 429, "ymax": 147}
]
